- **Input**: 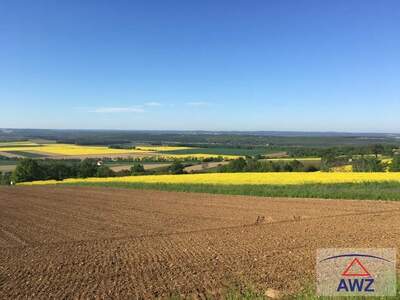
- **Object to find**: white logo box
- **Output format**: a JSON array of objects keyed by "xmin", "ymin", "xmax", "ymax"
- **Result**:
[{"xmin": 316, "ymin": 248, "xmax": 396, "ymax": 297}]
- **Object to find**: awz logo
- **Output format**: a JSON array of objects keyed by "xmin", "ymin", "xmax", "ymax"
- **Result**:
[
  {"xmin": 336, "ymin": 257, "xmax": 374, "ymax": 292},
  {"xmin": 317, "ymin": 251, "xmax": 396, "ymax": 296},
  {"xmin": 337, "ymin": 278, "xmax": 374, "ymax": 293}
]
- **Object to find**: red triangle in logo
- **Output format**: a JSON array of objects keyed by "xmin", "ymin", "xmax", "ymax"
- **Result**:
[{"xmin": 341, "ymin": 258, "xmax": 371, "ymax": 277}]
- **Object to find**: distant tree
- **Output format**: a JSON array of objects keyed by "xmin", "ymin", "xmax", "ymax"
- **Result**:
[
  {"xmin": 78, "ymin": 159, "xmax": 98, "ymax": 178},
  {"xmin": 259, "ymin": 161, "xmax": 274, "ymax": 172},
  {"xmin": 12, "ymin": 159, "xmax": 43, "ymax": 183},
  {"xmin": 43, "ymin": 161, "xmax": 78, "ymax": 181},
  {"xmin": 115, "ymin": 169, "xmax": 131, "ymax": 177},
  {"xmin": 168, "ymin": 161, "xmax": 185, "ymax": 174},
  {"xmin": 389, "ymin": 155, "xmax": 400, "ymax": 172},
  {"xmin": 282, "ymin": 163, "xmax": 293, "ymax": 172},
  {"xmin": 288, "ymin": 160, "xmax": 304, "ymax": 172},
  {"xmin": 96, "ymin": 165, "xmax": 115, "ymax": 177},
  {"xmin": 352, "ymin": 157, "xmax": 386, "ymax": 172},
  {"xmin": 370, "ymin": 144, "xmax": 385, "ymax": 158},
  {"xmin": 130, "ymin": 163, "xmax": 145, "ymax": 174},
  {"xmin": 244, "ymin": 158, "xmax": 260, "ymax": 172},
  {"xmin": 271, "ymin": 162, "xmax": 283, "ymax": 172},
  {"xmin": 304, "ymin": 165, "xmax": 319, "ymax": 172},
  {"xmin": 202, "ymin": 156, "xmax": 223, "ymax": 162},
  {"xmin": 0, "ymin": 172, "xmax": 12, "ymax": 185},
  {"xmin": 227, "ymin": 158, "xmax": 247, "ymax": 172},
  {"xmin": 219, "ymin": 158, "xmax": 308, "ymax": 173},
  {"xmin": 320, "ymin": 151, "xmax": 336, "ymax": 171},
  {"xmin": 4, "ymin": 172, "xmax": 12, "ymax": 184},
  {"xmin": 254, "ymin": 154, "xmax": 264, "ymax": 160}
]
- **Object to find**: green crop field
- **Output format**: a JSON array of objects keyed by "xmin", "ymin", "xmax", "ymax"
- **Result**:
[
  {"xmin": 160, "ymin": 147, "xmax": 280, "ymax": 156},
  {"xmin": 3, "ymin": 151, "xmax": 48, "ymax": 158},
  {"xmin": 53, "ymin": 181, "xmax": 400, "ymax": 201}
]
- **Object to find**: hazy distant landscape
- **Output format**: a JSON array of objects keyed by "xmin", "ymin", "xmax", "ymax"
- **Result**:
[{"xmin": 1, "ymin": 128, "xmax": 400, "ymax": 298}]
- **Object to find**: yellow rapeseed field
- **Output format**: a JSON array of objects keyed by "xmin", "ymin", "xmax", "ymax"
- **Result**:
[
  {"xmin": 331, "ymin": 165, "xmax": 353, "ymax": 172},
  {"xmin": 0, "ymin": 143, "xmax": 241, "ymax": 159},
  {"xmin": 158, "ymin": 154, "xmax": 241, "ymax": 160},
  {"xmin": 21, "ymin": 172, "xmax": 400, "ymax": 186},
  {"xmin": 0, "ymin": 144, "xmax": 151, "ymax": 155},
  {"xmin": 0, "ymin": 143, "xmax": 240, "ymax": 159},
  {"xmin": 134, "ymin": 146, "xmax": 240, "ymax": 159},
  {"xmin": 135, "ymin": 146, "xmax": 195, "ymax": 151}
]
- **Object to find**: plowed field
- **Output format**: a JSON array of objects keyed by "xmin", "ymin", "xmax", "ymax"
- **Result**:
[{"xmin": 0, "ymin": 186, "xmax": 399, "ymax": 298}]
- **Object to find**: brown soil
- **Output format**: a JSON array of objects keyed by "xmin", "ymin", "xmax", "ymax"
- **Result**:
[
  {"xmin": 0, "ymin": 186, "xmax": 399, "ymax": 299},
  {"xmin": 184, "ymin": 161, "xmax": 229, "ymax": 173},
  {"xmin": 110, "ymin": 163, "xmax": 171, "ymax": 172},
  {"xmin": 265, "ymin": 152, "xmax": 288, "ymax": 158}
]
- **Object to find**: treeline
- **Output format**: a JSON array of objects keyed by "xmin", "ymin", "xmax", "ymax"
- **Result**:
[
  {"xmin": 219, "ymin": 158, "xmax": 318, "ymax": 173},
  {"xmin": 5, "ymin": 159, "xmax": 187, "ymax": 184},
  {"xmin": 3, "ymin": 155, "xmax": 400, "ymax": 185},
  {"xmin": 352, "ymin": 156, "xmax": 400, "ymax": 172},
  {"xmin": 90, "ymin": 155, "xmax": 217, "ymax": 163},
  {"xmin": 321, "ymin": 155, "xmax": 400, "ymax": 172},
  {"xmin": 11, "ymin": 159, "xmax": 112, "ymax": 183},
  {"xmin": 390, "ymin": 156, "xmax": 400, "ymax": 171},
  {"xmin": 288, "ymin": 144, "xmax": 396, "ymax": 158},
  {"xmin": 0, "ymin": 171, "xmax": 12, "ymax": 185},
  {"xmin": 4, "ymin": 129, "xmax": 400, "ymax": 148}
]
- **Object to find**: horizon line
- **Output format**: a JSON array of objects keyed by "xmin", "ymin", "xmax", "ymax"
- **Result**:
[{"xmin": 1, "ymin": 128, "xmax": 400, "ymax": 136}]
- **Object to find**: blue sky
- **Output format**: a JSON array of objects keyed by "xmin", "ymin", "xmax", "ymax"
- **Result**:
[{"xmin": 1, "ymin": 0, "xmax": 399, "ymax": 132}]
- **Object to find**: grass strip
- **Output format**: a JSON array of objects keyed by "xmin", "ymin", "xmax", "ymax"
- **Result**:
[
  {"xmin": 3, "ymin": 151, "xmax": 47, "ymax": 158},
  {"xmin": 55, "ymin": 181, "xmax": 400, "ymax": 201},
  {"xmin": 295, "ymin": 278, "xmax": 400, "ymax": 299}
]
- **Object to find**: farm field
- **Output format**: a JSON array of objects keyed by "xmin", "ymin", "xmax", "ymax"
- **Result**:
[
  {"xmin": 184, "ymin": 161, "xmax": 230, "ymax": 172},
  {"xmin": 157, "ymin": 147, "xmax": 277, "ymax": 156},
  {"xmin": 23, "ymin": 172, "xmax": 400, "ymax": 186},
  {"xmin": 0, "ymin": 159, "xmax": 17, "ymax": 172},
  {"xmin": 262, "ymin": 157, "xmax": 320, "ymax": 163},
  {"xmin": 0, "ymin": 143, "xmax": 152, "ymax": 156},
  {"xmin": 261, "ymin": 157, "xmax": 322, "ymax": 169},
  {"xmin": 0, "ymin": 152, "xmax": 26, "ymax": 158},
  {"xmin": 22, "ymin": 181, "xmax": 400, "ymax": 201},
  {"xmin": 135, "ymin": 145, "xmax": 195, "ymax": 151},
  {"xmin": 0, "ymin": 141, "xmax": 39, "ymax": 147},
  {"xmin": 107, "ymin": 162, "xmax": 172, "ymax": 172},
  {"xmin": 0, "ymin": 142, "xmax": 241, "ymax": 160},
  {"xmin": 0, "ymin": 165, "xmax": 16, "ymax": 172},
  {"xmin": 1, "ymin": 151, "xmax": 48, "ymax": 158},
  {"xmin": 262, "ymin": 157, "xmax": 320, "ymax": 161},
  {"xmin": 1, "ymin": 186, "xmax": 399, "ymax": 298}
]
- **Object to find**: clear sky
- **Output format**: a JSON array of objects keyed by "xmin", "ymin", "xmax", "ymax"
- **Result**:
[{"xmin": 1, "ymin": 0, "xmax": 399, "ymax": 132}]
